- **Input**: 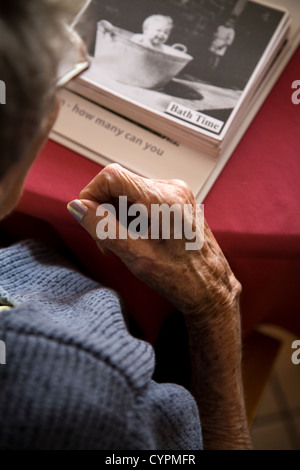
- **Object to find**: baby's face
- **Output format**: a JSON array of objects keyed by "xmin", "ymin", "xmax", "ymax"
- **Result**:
[{"xmin": 144, "ymin": 21, "xmax": 172, "ymax": 47}]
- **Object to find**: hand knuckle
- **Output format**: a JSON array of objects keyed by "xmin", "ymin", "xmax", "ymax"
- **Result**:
[{"xmin": 172, "ymin": 180, "xmax": 193, "ymax": 202}]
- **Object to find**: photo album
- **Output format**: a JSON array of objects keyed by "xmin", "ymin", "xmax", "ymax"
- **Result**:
[{"xmin": 51, "ymin": 0, "xmax": 300, "ymax": 202}]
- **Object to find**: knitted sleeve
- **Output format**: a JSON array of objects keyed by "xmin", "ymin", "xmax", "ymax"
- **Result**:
[
  {"xmin": 0, "ymin": 311, "xmax": 202, "ymax": 450},
  {"xmin": 0, "ymin": 240, "xmax": 202, "ymax": 450},
  {"xmin": 128, "ymin": 380, "xmax": 203, "ymax": 450}
]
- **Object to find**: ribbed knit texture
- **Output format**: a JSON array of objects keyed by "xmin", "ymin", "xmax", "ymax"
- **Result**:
[{"xmin": 0, "ymin": 240, "xmax": 202, "ymax": 450}]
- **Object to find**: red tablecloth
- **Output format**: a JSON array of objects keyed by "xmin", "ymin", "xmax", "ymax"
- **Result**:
[{"xmin": 3, "ymin": 47, "xmax": 300, "ymax": 343}]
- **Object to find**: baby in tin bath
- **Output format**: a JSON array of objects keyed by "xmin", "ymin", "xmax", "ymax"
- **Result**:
[{"xmin": 131, "ymin": 15, "xmax": 174, "ymax": 51}]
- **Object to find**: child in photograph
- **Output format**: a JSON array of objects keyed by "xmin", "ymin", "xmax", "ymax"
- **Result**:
[
  {"xmin": 131, "ymin": 15, "xmax": 174, "ymax": 51},
  {"xmin": 209, "ymin": 18, "xmax": 236, "ymax": 69}
]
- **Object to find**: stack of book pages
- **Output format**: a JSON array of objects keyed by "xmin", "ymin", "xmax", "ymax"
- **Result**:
[{"xmin": 51, "ymin": 0, "xmax": 300, "ymax": 201}]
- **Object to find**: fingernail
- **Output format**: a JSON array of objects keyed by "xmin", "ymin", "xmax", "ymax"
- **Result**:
[{"xmin": 67, "ymin": 199, "xmax": 88, "ymax": 223}]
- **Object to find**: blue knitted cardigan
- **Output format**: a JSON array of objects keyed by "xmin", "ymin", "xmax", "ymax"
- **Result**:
[{"xmin": 0, "ymin": 240, "xmax": 202, "ymax": 450}]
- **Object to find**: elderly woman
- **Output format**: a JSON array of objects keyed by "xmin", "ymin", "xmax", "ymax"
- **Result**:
[{"xmin": 0, "ymin": 0, "xmax": 251, "ymax": 450}]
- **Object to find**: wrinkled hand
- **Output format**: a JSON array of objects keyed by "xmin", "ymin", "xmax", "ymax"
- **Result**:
[
  {"xmin": 73, "ymin": 164, "xmax": 250, "ymax": 450},
  {"xmin": 73, "ymin": 164, "xmax": 241, "ymax": 320}
]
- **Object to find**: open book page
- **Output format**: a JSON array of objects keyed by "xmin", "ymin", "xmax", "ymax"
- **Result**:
[
  {"xmin": 51, "ymin": 89, "xmax": 216, "ymax": 198},
  {"xmin": 269, "ymin": 0, "xmax": 300, "ymax": 40}
]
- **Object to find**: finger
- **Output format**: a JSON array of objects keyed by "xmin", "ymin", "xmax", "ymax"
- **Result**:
[
  {"xmin": 67, "ymin": 198, "xmax": 147, "ymax": 258},
  {"xmin": 79, "ymin": 163, "xmax": 193, "ymax": 210},
  {"xmin": 79, "ymin": 163, "xmax": 156, "ymax": 205}
]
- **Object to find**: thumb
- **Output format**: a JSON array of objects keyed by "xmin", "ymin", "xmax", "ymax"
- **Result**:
[{"xmin": 67, "ymin": 198, "xmax": 140, "ymax": 256}]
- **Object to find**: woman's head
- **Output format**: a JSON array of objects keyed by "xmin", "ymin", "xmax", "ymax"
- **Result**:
[
  {"xmin": 0, "ymin": 0, "xmax": 86, "ymax": 218},
  {"xmin": 0, "ymin": 0, "xmax": 86, "ymax": 179}
]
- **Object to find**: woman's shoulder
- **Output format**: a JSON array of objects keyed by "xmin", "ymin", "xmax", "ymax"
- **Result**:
[{"xmin": 0, "ymin": 238, "xmax": 156, "ymax": 390}]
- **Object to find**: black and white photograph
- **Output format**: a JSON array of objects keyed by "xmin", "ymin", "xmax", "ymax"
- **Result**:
[{"xmin": 73, "ymin": 0, "xmax": 288, "ymax": 143}]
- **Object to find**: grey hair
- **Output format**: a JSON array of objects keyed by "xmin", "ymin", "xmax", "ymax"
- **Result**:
[{"xmin": 0, "ymin": 0, "xmax": 86, "ymax": 178}]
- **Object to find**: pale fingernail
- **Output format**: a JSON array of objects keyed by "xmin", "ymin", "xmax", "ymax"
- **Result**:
[{"xmin": 67, "ymin": 199, "xmax": 88, "ymax": 223}]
